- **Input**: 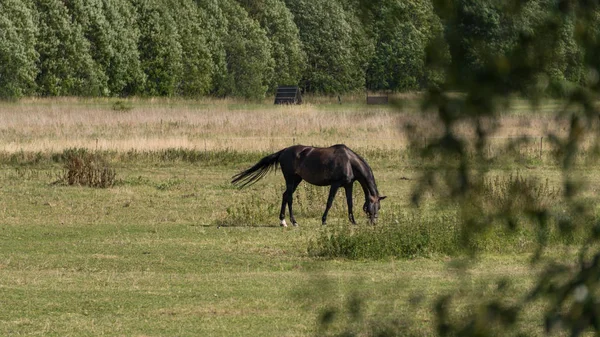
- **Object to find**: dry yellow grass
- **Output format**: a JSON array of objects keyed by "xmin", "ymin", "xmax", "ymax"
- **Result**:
[
  {"xmin": 1, "ymin": 98, "xmax": 402, "ymax": 153},
  {"xmin": 0, "ymin": 97, "xmax": 578, "ymax": 154}
]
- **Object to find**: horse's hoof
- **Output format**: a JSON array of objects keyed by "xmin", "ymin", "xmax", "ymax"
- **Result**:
[
  {"xmin": 280, "ymin": 219, "xmax": 288, "ymax": 227},
  {"xmin": 292, "ymin": 222, "xmax": 299, "ymax": 227}
]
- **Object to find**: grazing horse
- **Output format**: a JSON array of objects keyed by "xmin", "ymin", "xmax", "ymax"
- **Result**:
[{"xmin": 231, "ymin": 144, "xmax": 386, "ymax": 226}]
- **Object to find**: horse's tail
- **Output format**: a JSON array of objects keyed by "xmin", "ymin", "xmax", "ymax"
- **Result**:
[{"xmin": 231, "ymin": 149, "xmax": 284, "ymax": 188}]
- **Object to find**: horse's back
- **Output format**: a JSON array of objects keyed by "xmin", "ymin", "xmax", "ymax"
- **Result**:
[
  {"xmin": 279, "ymin": 144, "xmax": 354, "ymax": 186},
  {"xmin": 282, "ymin": 144, "xmax": 352, "ymax": 163}
]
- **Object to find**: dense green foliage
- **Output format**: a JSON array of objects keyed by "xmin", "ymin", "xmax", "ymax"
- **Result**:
[
  {"xmin": 1, "ymin": 0, "xmax": 596, "ymax": 99},
  {"xmin": 0, "ymin": 0, "xmax": 38, "ymax": 98},
  {"xmin": 376, "ymin": 0, "xmax": 600, "ymax": 336},
  {"xmin": 239, "ymin": 0, "xmax": 305, "ymax": 91},
  {"xmin": 34, "ymin": 0, "xmax": 104, "ymax": 96},
  {"xmin": 65, "ymin": 0, "xmax": 144, "ymax": 96},
  {"xmin": 219, "ymin": 0, "xmax": 274, "ymax": 99},
  {"xmin": 284, "ymin": 0, "xmax": 370, "ymax": 93},
  {"xmin": 363, "ymin": 0, "xmax": 447, "ymax": 91}
]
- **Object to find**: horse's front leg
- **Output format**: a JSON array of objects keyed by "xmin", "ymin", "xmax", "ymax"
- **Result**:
[
  {"xmin": 322, "ymin": 184, "xmax": 340, "ymax": 225},
  {"xmin": 344, "ymin": 183, "xmax": 356, "ymax": 225}
]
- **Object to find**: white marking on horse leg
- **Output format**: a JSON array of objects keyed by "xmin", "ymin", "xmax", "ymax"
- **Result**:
[{"xmin": 280, "ymin": 219, "xmax": 288, "ymax": 227}]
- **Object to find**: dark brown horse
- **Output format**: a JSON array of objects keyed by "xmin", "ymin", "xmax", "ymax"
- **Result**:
[{"xmin": 231, "ymin": 144, "xmax": 386, "ymax": 226}]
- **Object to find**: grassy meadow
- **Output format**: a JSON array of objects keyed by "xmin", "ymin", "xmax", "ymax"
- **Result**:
[{"xmin": 0, "ymin": 96, "xmax": 594, "ymax": 336}]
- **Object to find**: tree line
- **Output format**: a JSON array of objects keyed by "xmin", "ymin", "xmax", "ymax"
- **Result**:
[{"xmin": 0, "ymin": 0, "xmax": 596, "ymax": 99}]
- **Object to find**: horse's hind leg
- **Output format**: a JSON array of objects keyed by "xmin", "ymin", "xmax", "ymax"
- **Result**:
[
  {"xmin": 287, "ymin": 177, "xmax": 302, "ymax": 226},
  {"xmin": 279, "ymin": 175, "xmax": 302, "ymax": 227},
  {"xmin": 279, "ymin": 191, "xmax": 288, "ymax": 227}
]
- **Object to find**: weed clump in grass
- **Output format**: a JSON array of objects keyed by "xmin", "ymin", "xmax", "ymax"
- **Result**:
[
  {"xmin": 481, "ymin": 171, "xmax": 560, "ymax": 213},
  {"xmin": 55, "ymin": 148, "xmax": 116, "ymax": 188},
  {"xmin": 308, "ymin": 211, "xmax": 462, "ymax": 259},
  {"xmin": 309, "ymin": 172, "xmax": 567, "ymax": 260},
  {"xmin": 217, "ymin": 193, "xmax": 278, "ymax": 227},
  {"xmin": 112, "ymin": 100, "xmax": 134, "ymax": 112}
]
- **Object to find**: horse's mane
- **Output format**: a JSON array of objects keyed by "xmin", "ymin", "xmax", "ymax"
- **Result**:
[{"xmin": 346, "ymin": 147, "xmax": 379, "ymax": 195}]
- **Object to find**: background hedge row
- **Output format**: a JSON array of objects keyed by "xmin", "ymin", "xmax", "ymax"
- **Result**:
[{"xmin": 0, "ymin": 0, "xmax": 597, "ymax": 99}]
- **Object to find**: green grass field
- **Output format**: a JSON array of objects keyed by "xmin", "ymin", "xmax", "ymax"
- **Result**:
[{"xmin": 0, "ymin": 98, "xmax": 590, "ymax": 336}]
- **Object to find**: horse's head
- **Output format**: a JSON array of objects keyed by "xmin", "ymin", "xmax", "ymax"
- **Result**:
[{"xmin": 363, "ymin": 195, "xmax": 387, "ymax": 224}]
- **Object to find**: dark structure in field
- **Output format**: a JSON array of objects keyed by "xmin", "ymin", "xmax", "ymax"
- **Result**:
[
  {"xmin": 274, "ymin": 86, "xmax": 302, "ymax": 105},
  {"xmin": 366, "ymin": 92, "xmax": 389, "ymax": 105}
]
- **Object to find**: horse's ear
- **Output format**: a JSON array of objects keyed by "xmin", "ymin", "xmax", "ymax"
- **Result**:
[{"xmin": 379, "ymin": 196, "xmax": 387, "ymax": 201}]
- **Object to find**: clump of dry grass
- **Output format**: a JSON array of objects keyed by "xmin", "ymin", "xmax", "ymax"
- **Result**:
[{"xmin": 54, "ymin": 149, "xmax": 116, "ymax": 188}]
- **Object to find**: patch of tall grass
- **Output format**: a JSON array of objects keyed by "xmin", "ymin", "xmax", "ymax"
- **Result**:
[
  {"xmin": 308, "ymin": 210, "xmax": 462, "ymax": 259},
  {"xmin": 307, "ymin": 172, "xmax": 583, "ymax": 260},
  {"xmin": 0, "ymin": 148, "xmax": 266, "ymax": 167},
  {"xmin": 0, "ymin": 142, "xmax": 565, "ymax": 170},
  {"xmin": 218, "ymin": 193, "xmax": 279, "ymax": 227},
  {"xmin": 481, "ymin": 171, "xmax": 560, "ymax": 212},
  {"xmin": 217, "ymin": 183, "xmax": 362, "ymax": 227}
]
